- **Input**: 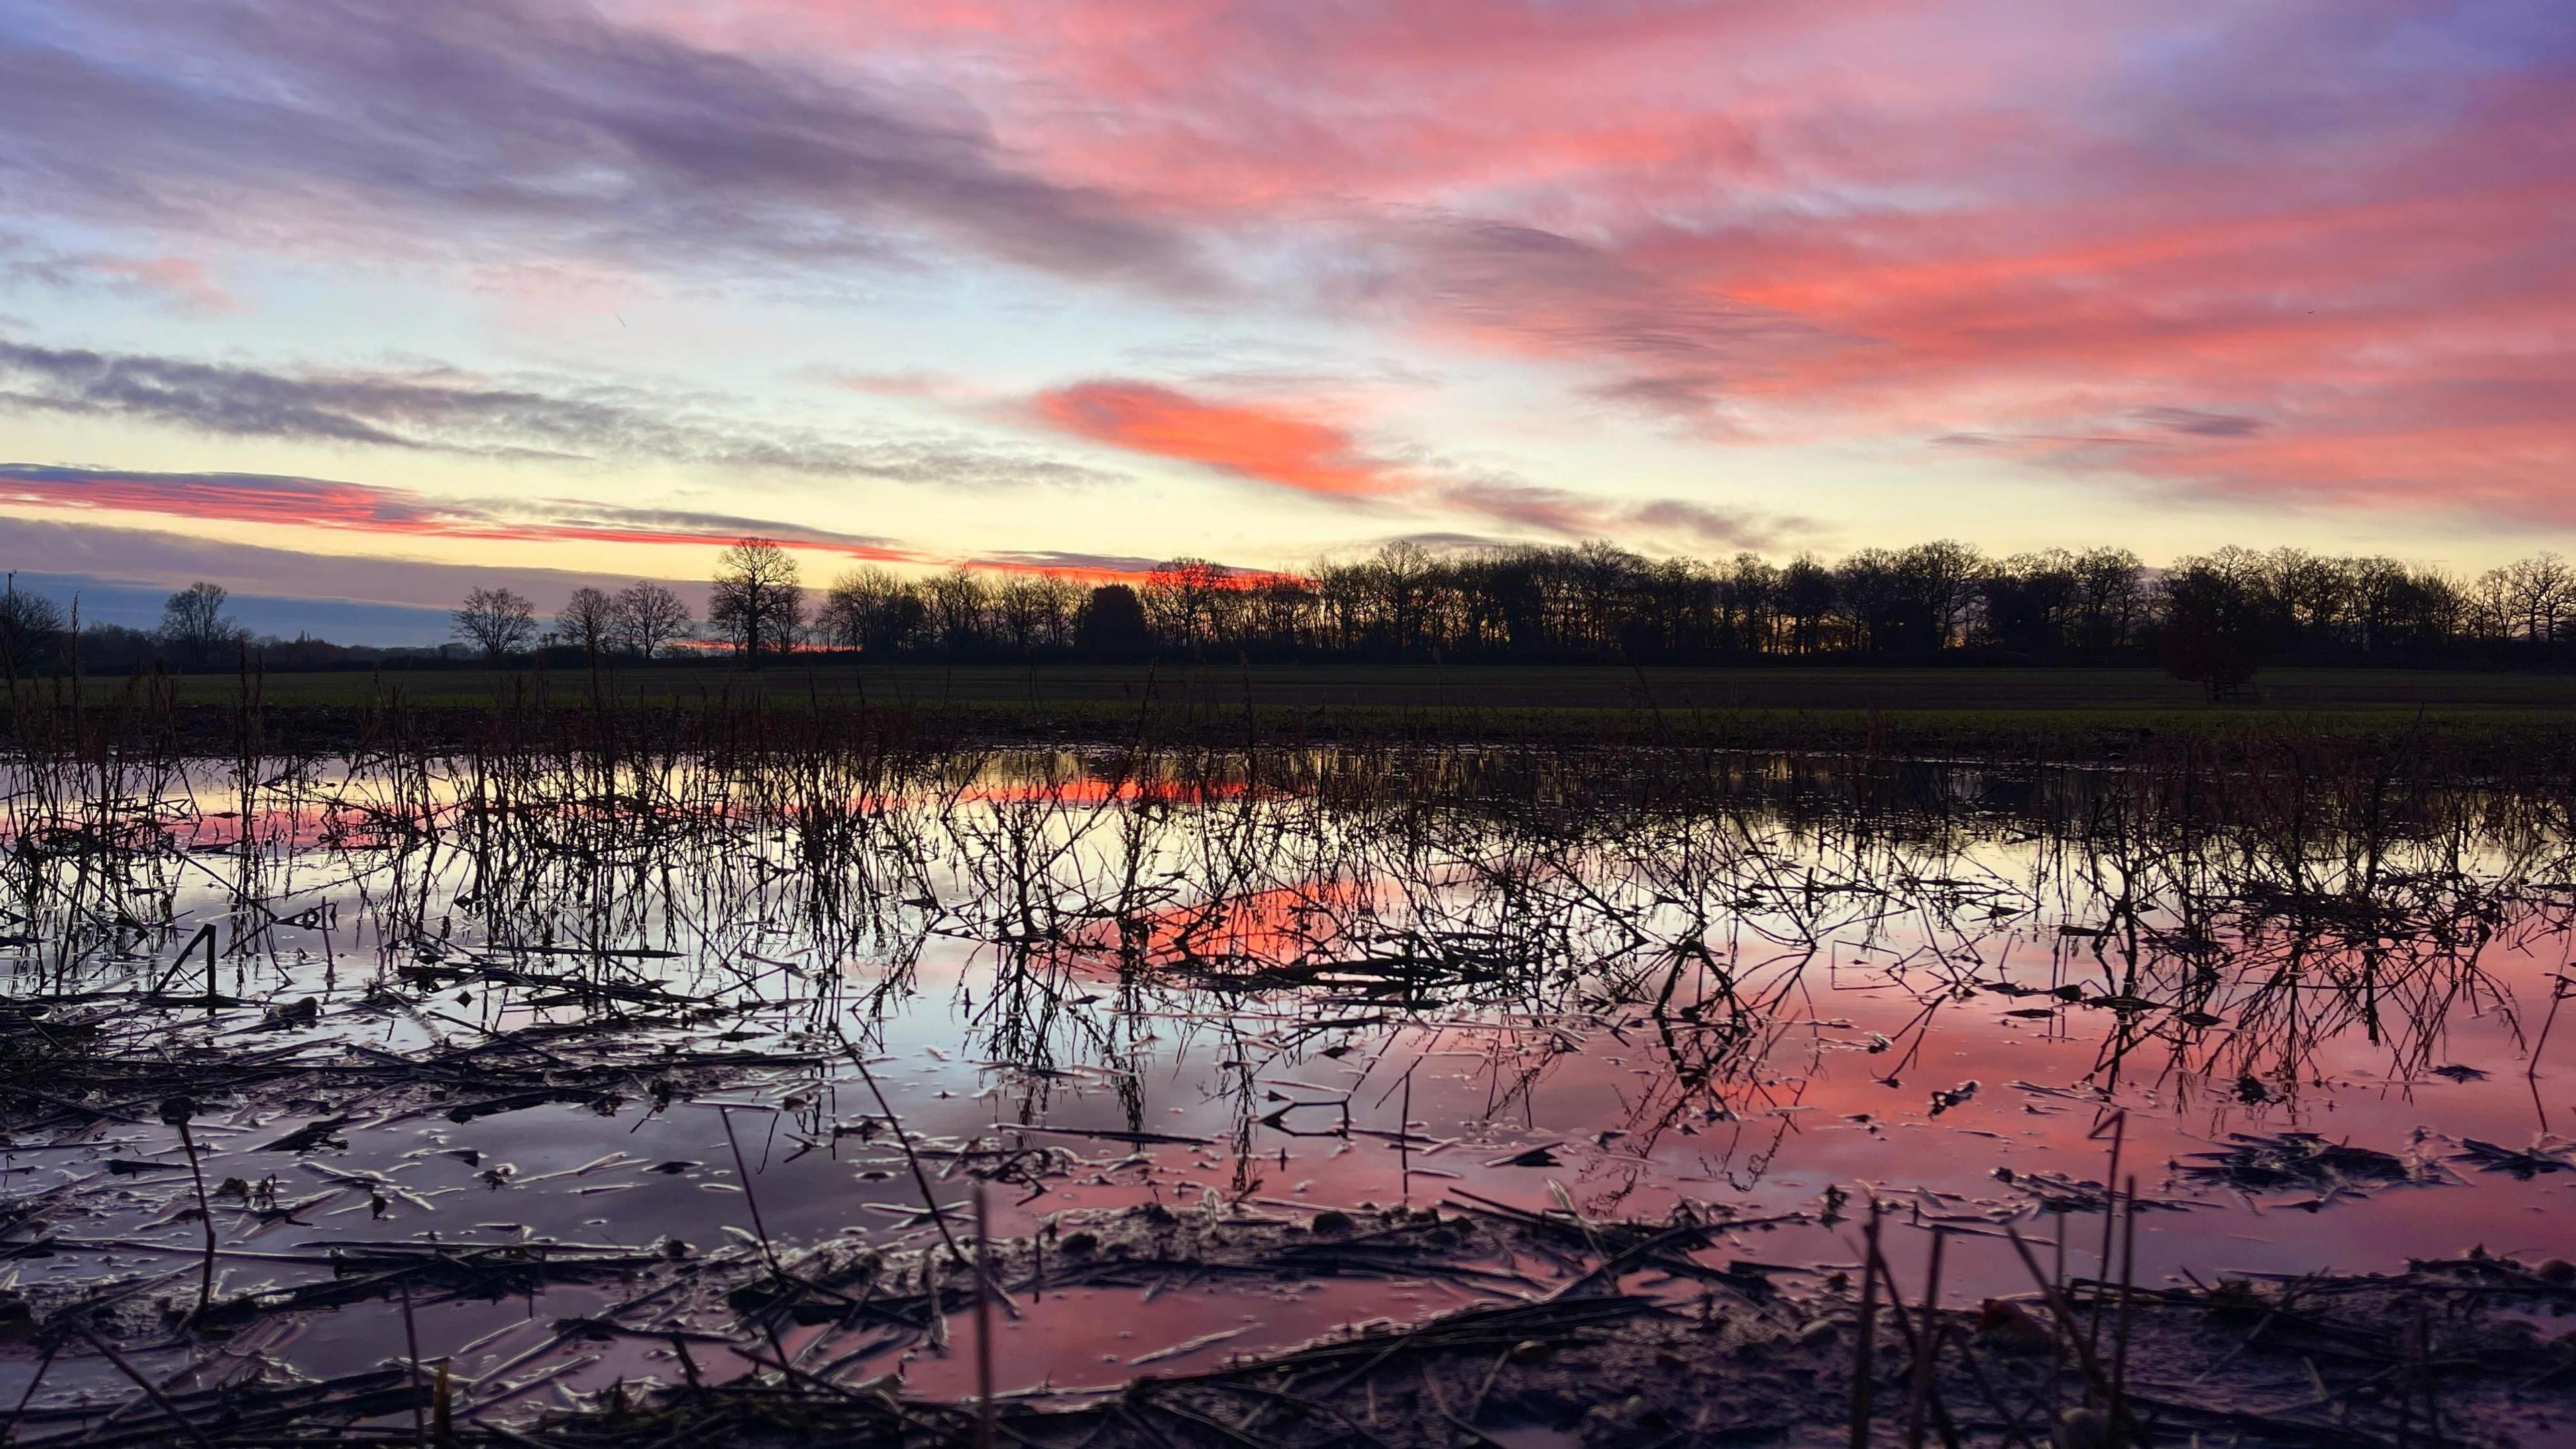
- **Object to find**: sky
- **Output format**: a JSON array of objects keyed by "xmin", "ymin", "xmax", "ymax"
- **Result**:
[{"xmin": 1, "ymin": 0, "xmax": 2571, "ymax": 639}]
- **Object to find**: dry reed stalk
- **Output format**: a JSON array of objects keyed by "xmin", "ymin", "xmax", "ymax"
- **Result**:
[
  {"xmin": 1851, "ymin": 1197, "xmax": 1882, "ymax": 1449},
  {"xmin": 973, "ymin": 1180, "xmax": 998, "ymax": 1449},
  {"xmin": 2089, "ymin": 1111, "xmax": 2125, "ymax": 1362},
  {"xmin": 1903, "ymin": 1228, "xmax": 1946, "ymax": 1449},
  {"xmin": 2110, "ymin": 1176, "xmax": 2137, "ymax": 1444}
]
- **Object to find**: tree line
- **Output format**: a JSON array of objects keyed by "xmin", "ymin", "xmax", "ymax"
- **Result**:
[
  {"xmin": 9, "ymin": 537, "xmax": 2576, "ymax": 686},
  {"xmin": 703, "ymin": 538, "xmax": 2576, "ymax": 686},
  {"xmin": 0, "ymin": 578, "xmax": 300, "ymax": 684},
  {"xmin": 449, "ymin": 580, "xmax": 694, "ymax": 663},
  {"xmin": 0, "ymin": 576, "xmax": 693, "ymax": 682}
]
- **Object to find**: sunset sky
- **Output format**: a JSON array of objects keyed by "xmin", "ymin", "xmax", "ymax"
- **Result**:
[{"xmin": 2, "ymin": 1, "xmax": 2571, "ymax": 640}]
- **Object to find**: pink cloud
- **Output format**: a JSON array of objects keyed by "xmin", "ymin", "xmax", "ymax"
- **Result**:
[
  {"xmin": 1028, "ymin": 380, "xmax": 1403, "ymax": 498},
  {"xmin": 17, "ymin": 0, "xmax": 2575, "ymax": 533},
  {"xmin": 664, "ymin": 0, "xmax": 2576, "ymax": 523},
  {"xmin": 78, "ymin": 255, "xmax": 241, "ymax": 315},
  {"xmin": 3, "ymin": 248, "xmax": 243, "ymax": 317}
]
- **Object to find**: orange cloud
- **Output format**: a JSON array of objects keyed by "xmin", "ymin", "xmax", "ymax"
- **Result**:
[{"xmin": 1029, "ymin": 380, "xmax": 1402, "ymax": 498}]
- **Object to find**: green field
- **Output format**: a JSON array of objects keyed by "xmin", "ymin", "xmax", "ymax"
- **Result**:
[
  {"xmin": 150, "ymin": 661, "xmax": 2576, "ymax": 716},
  {"xmin": 118, "ymin": 661, "xmax": 2576, "ymax": 759}
]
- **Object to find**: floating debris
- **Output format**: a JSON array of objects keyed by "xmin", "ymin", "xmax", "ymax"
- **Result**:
[
  {"xmin": 2174, "ymin": 1132, "xmax": 2444, "ymax": 1198},
  {"xmin": 0, "ymin": 724, "xmax": 2570, "ymax": 1440},
  {"xmin": 2451, "ymin": 1137, "xmax": 2576, "ymax": 1177}
]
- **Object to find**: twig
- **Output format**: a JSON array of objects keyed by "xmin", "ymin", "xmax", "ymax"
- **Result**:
[
  {"xmin": 2002, "ymin": 1226, "xmax": 2133, "ymax": 1441},
  {"xmin": 400, "ymin": 1278, "xmax": 428, "ymax": 1449},
  {"xmin": 833, "ymin": 1026, "xmax": 965, "ymax": 1264},
  {"xmin": 1904, "ymin": 1228, "xmax": 1946, "ymax": 1449},
  {"xmin": 2110, "ymin": 1176, "xmax": 2137, "ymax": 1444},
  {"xmin": 74, "ymin": 1329, "xmax": 215, "ymax": 1449},
  {"xmin": 7, "ymin": 1338, "xmax": 59, "ymax": 1435},
  {"xmin": 717, "ymin": 1106, "xmax": 777, "ymax": 1270},
  {"xmin": 2088, "ymin": 1110, "xmax": 2125, "ymax": 1361},
  {"xmin": 1852, "ymin": 1197, "xmax": 1881, "ymax": 1449},
  {"xmin": 163, "ymin": 1102, "xmax": 216, "ymax": 1321},
  {"xmin": 975, "ymin": 1180, "xmax": 998, "ymax": 1449}
]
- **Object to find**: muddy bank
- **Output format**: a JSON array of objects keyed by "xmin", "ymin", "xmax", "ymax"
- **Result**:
[
  {"xmin": 12, "ymin": 1201, "xmax": 2573, "ymax": 1447},
  {"xmin": 513, "ymin": 1206, "xmax": 2576, "ymax": 1449}
]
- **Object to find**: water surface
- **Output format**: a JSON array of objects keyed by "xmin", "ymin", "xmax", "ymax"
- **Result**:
[{"xmin": 2, "ymin": 748, "xmax": 2568, "ymax": 1419}]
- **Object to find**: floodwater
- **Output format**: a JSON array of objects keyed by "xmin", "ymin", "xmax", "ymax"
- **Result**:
[{"xmin": 1, "ymin": 747, "xmax": 2569, "ymax": 1427}]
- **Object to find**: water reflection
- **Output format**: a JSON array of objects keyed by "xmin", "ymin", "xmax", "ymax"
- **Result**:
[{"xmin": 0, "ymin": 745, "xmax": 2569, "ymax": 1419}]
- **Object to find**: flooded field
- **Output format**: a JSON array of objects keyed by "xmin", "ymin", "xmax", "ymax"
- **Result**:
[{"xmin": 1, "ymin": 733, "xmax": 2571, "ymax": 1444}]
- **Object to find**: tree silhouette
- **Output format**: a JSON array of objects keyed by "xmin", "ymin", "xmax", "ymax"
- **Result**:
[
  {"xmin": 158, "ymin": 581, "xmax": 242, "ymax": 670},
  {"xmin": 818, "ymin": 566, "xmax": 922, "ymax": 652},
  {"xmin": 557, "ymin": 586, "xmax": 617, "ymax": 661},
  {"xmin": 0, "ymin": 576, "xmax": 64, "ymax": 686},
  {"xmin": 2159, "ymin": 557, "xmax": 2268, "ymax": 698},
  {"xmin": 381, "ymin": 537, "xmax": 2576, "ymax": 673},
  {"xmin": 710, "ymin": 539, "xmax": 803, "ymax": 664},
  {"xmin": 1077, "ymin": 584, "xmax": 1152, "ymax": 658},
  {"xmin": 612, "ymin": 582, "xmax": 694, "ymax": 659},
  {"xmin": 453, "ymin": 587, "xmax": 537, "ymax": 663}
]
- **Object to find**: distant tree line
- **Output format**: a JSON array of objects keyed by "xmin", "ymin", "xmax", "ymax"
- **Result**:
[
  {"xmin": 778, "ymin": 540, "xmax": 2576, "ymax": 686},
  {"xmin": 9, "ymin": 537, "xmax": 2575, "ymax": 686},
  {"xmin": 0, "ymin": 576, "xmax": 399, "ymax": 684},
  {"xmin": 0, "ymin": 575, "xmax": 684, "ymax": 682},
  {"xmin": 451, "ymin": 581, "xmax": 694, "ymax": 665}
]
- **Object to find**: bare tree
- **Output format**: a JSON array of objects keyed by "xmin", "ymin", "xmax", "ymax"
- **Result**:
[
  {"xmin": 1778, "ymin": 556, "xmax": 1835, "ymax": 653},
  {"xmin": 994, "ymin": 574, "xmax": 1059, "ymax": 653},
  {"xmin": 1313, "ymin": 559, "xmax": 1373, "ymax": 651},
  {"xmin": 1374, "ymin": 542, "xmax": 1438, "ymax": 651},
  {"xmin": 710, "ymin": 539, "xmax": 803, "ymax": 663},
  {"xmin": 158, "ymin": 581, "xmax": 244, "ymax": 670},
  {"xmin": 818, "ymin": 566, "xmax": 919, "ymax": 651},
  {"xmin": 2159, "ymin": 555, "xmax": 2269, "ymax": 697},
  {"xmin": 1898, "ymin": 540, "xmax": 1987, "ymax": 649},
  {"xmin": 453, "ymin": 586, "xmax": 537, "ymax": 663},
  {"xmin": 1246, "ymin": 572, "xmax": 1312, "ymax": 651},
  {"xmin": 612, "ymin": 582, "xmax": 694, "ymax": 659},
  {"xmin": 557, "ymin": 586, "xmax": 617, "ymax": 661},
  {"xmin": 2503, "ymin": 552, "xmax": 2575, "ymax": 644},
  {"xmin": 2463, "ymin": 566, "xmax": 2517, "ymax": 643},
  {"xmin": 1833, "ymin": 547, "xmax": 1904, "ymax": 652},
  {"xmin": 920, "ymin": 568, "xmax": 991, "ymax": 651},
  {"xmin": 1142, "ymin": 559, "xmax": 1233, "ymax": 645},
  {"xmin": 2070, "ymin": 547, "xmax": 2146, "ymax": 653},
  {"xmin": 0, "ymin": 576, "xmax": 64, "ymax": 686},
  {"xmin": 1716, "ymin": 553, "xmax": 1780, "ymax": 654}
]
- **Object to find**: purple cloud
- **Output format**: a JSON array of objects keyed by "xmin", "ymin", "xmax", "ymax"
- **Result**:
[
  {"xmin": 0, "ymin": 0, "xmax": 1197, "ymax": 284},
  {"xmin": 0, "ymin": 337, "xmax": 1106, "ymax": 487}
]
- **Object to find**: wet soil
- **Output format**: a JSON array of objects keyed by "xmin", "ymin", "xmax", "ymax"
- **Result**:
[
  {"xmin": 10, "ymin": 1197, "xmax": 2573, "ymax": 1447},
  {"xmin": 506, "ymin": 1205, "xmax": 2576, "ymax": 1449}
]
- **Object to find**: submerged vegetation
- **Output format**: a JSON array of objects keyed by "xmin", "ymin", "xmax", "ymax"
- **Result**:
[{"xmin": 0, "ymin": 683, "xmax": 2570, "ymax": 1445}]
